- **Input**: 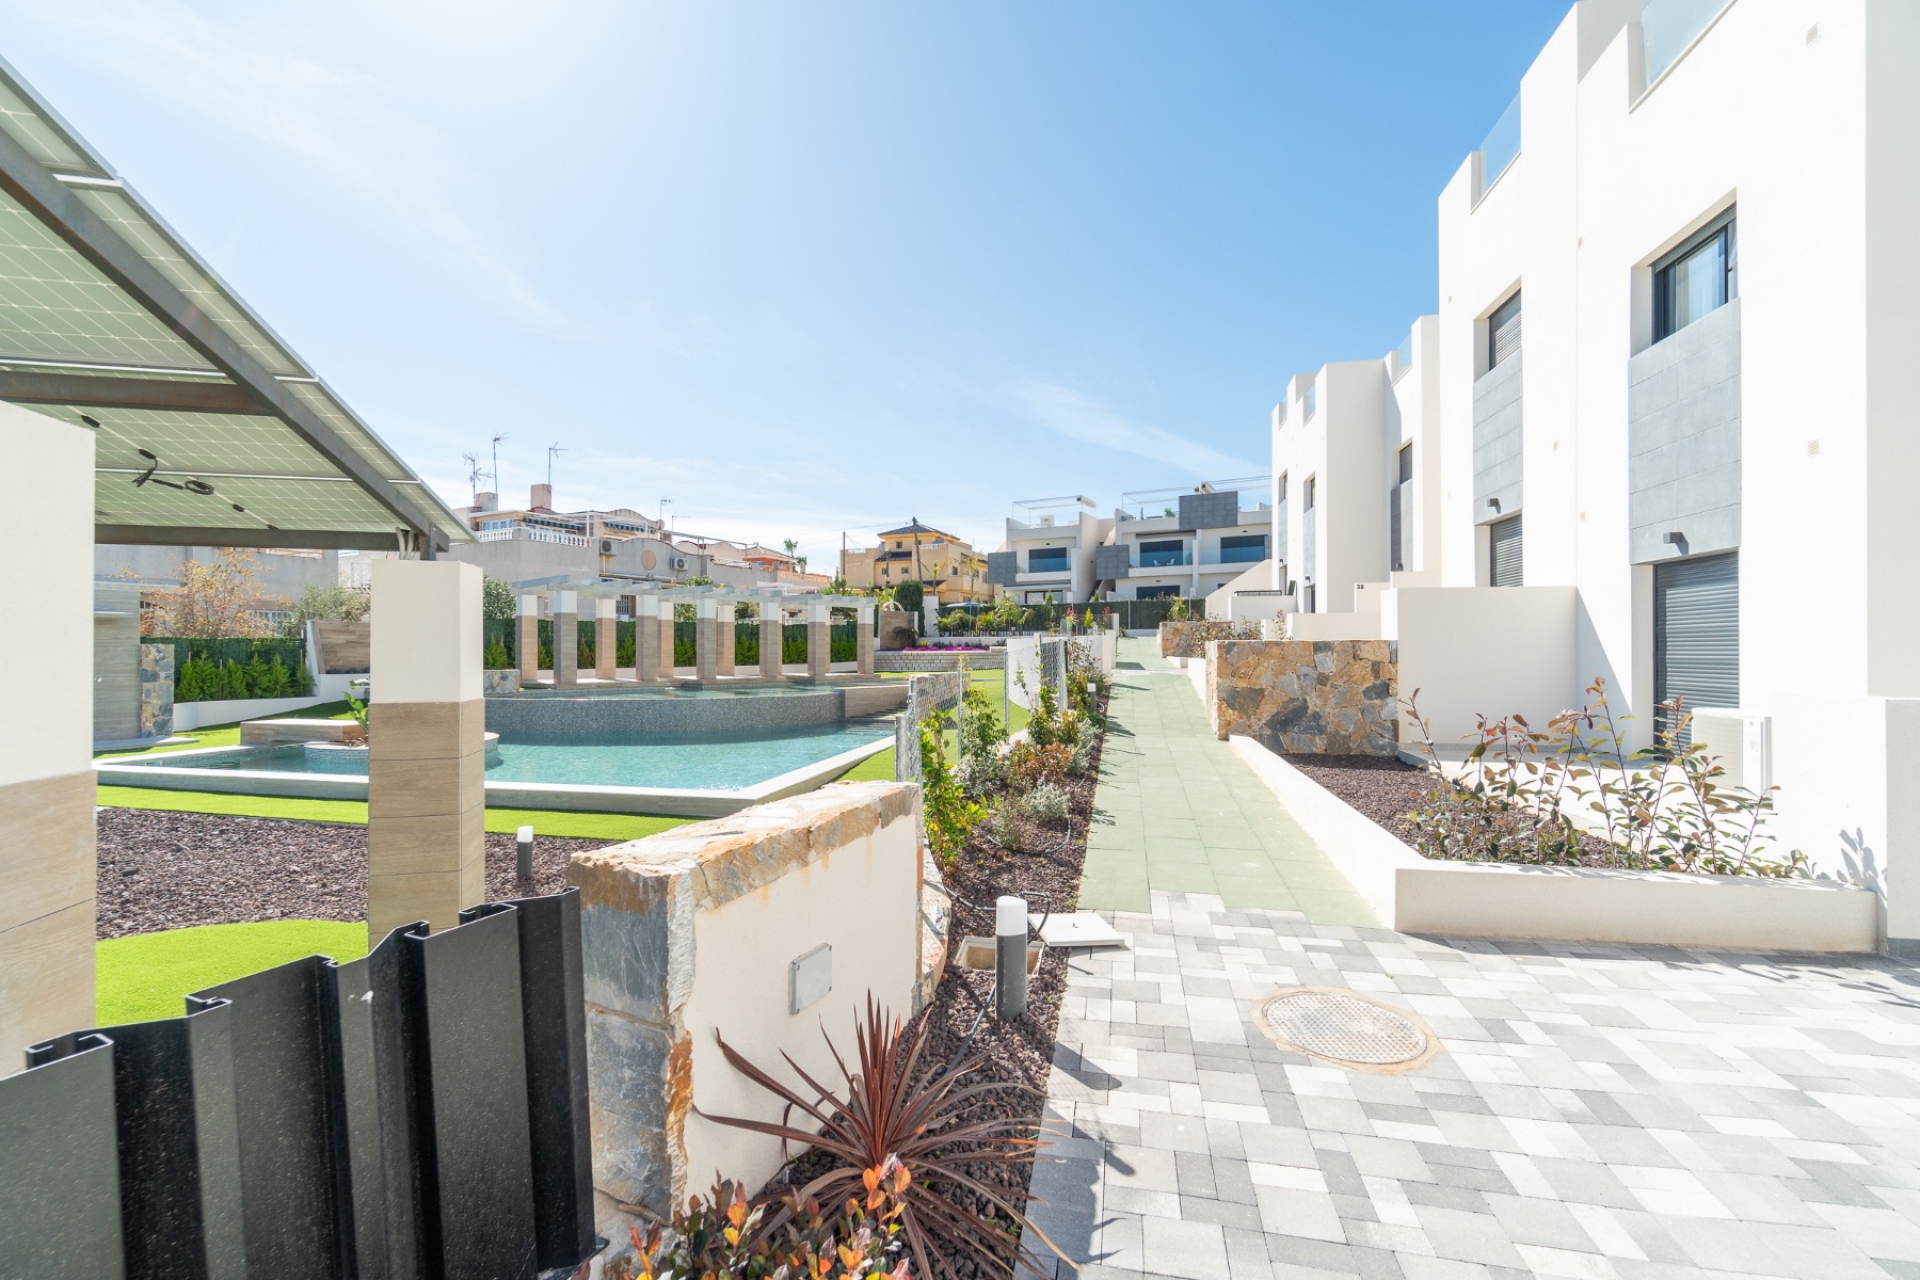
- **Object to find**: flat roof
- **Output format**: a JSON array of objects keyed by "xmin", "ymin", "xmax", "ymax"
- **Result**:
[{"xmin": 0, "ymin": 57, "xmax": 470, "ymax": 552}]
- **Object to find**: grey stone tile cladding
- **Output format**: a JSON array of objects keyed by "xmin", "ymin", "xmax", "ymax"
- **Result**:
[
  {"xmin": 987, "ymin": 550, "xmax": 1019, "ymax": 586},
  {"xmin": 1472, "ymin": 350, "xmax": 1523, "ymax": 519},
  {"xmin": 484, "ymin": 687, "xmax": 858, "ymax": 734},
  {"xmin": 1180, "ymin": 491, "xmax": 1242, "ymax": 531},
  {"xmin": 1096, "ymin": 543, "xmax": 1133, "ymax": 579},
  {"xmin": 1628, "ymin": 298, "xmax": 1741, "ymax": 563}
]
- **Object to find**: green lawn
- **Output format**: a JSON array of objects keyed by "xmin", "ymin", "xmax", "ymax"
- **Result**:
[
  {"xmin": 96, "ymin": 699, "xmax": 360, "ymax": 761},
  {"xmin": 96, "ymin": 919, "xmax": 369, "ymax": 1024}
]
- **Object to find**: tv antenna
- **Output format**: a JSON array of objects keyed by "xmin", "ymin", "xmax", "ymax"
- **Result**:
[
  {"xmin": 489, "ymin": 433, "xmax": 508, "ymax": 492},
  {"xmin": 463, "ymin": 452, "xmax": 484, "ymax": 495},
  {"xmin": 547, "ymin": 441, "xmax": 566, "ymax": 491}
]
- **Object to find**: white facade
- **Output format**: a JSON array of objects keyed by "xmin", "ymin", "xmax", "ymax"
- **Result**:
[
  {"xmin": 1273, "ymin": 316, "xmax": 1441, "ymax": 614},
  {"xmin": 1273, "ymin": 0, "xmax": 1920, "ymax": 946},
  {"xmin": 990, "ymin": 501, "xmax": 1112, "ymax": 603}
]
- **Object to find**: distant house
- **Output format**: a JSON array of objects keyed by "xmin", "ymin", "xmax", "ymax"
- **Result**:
[{"xmin": 841, "ymin": 520, "xmax": 992, "ymax": 605}]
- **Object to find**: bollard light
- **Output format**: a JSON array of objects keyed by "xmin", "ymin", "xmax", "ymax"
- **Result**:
[
  {"xmin": 995, "ymin": 894, "xmax": 1028, "ymax": 1020},
  {"xmin": 516, "ymin": 824, "xmax": 535, "ymax": 882}
]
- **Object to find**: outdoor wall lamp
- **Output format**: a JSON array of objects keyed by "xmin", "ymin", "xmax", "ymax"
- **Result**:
[
  {"xmin": 1485, "ymin": 498, "xmax": 1501, "ymax": 513},
  {"xmin": 1663, "ymin": 530, "xmax": 1688, "ymax": 552}
]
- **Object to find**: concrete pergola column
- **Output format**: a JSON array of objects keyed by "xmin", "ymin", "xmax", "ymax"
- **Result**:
[
  {"xmin": 857, "ymin": 600, "xmax": 876, "ymax": 675},
  {"xmin": 367, "ymin": 560, "xmax": 485, "ymax": 939},
  {"xmin": 518, "ymin": 593, "xmax": 541, "ymax": 684},
  {"xmin": 0, "ymin": 406, "xmax": 95, "ymax": 1064},
  {"xmin": 717, "ymin": 603, "xmax": 736, "ymax": 677},
  {"xmin": 636, "ymin": 595, "xmax": 661, "ymax": 683},
  {"xmin": 592, "ymin": 597, "xmax": 617, "ymax": 681},
  {"xmin": 660, "ymin": 610, "xmax": 677, "ymax": 680},
  {"xmin": 554, "ymin": 589, "xmax": 579, "ymax": 687},
  {"xmin": 807, "ymin": 599, "xmax": 831, "ymax": 680},
  {"xmin": 759, "ymin": 600, "xmax": 784, "ymax": 680},
  {"xmin": 695, "ymin": 596, "xmax": 719, "ymax": 682}
]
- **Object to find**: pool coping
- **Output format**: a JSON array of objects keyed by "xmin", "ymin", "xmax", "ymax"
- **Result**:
[{"xmin": 91, "ymin": 735, "xmax": 894, "ymax": 818}]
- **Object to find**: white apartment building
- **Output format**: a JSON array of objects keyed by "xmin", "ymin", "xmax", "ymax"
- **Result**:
[
  {"xmin": 1099, "ymin": 480, "xmax": 1273, "ymax": 601},
  {"xmin": 1273, "ymin": 0, "xmax": 1920, "ymax": 948},
  {"xmin": 986, "ymin": 497, "xmax": 1111, "ymax": 604},
  {"xmin": 1272, "ymin": 317, "xmax": 1441, "ymax": 614}
]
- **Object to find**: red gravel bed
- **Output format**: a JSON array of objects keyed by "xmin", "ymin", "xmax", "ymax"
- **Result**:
[
  {"xmin": 1283, "ymin": 754, "xmax": 1431, "ymax": 846},
  {"xmin": 95, "ymin": 808, "xmax": 614, "ymax": 939}
]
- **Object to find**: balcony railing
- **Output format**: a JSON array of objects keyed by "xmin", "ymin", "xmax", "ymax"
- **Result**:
[
  {"xmin": 478, "ymin": 525, "xmax": 591, "ymax": 546},
  {"xmin": 1135, "ymin": 550, "xmax": 1191, "ymax": 569},
  {"xmin": 1476, "ymin": 92, "xmax": 1521, "ymax": 201},
  {"xmin": 1392, "ymin": 333, "xmax": 1414, "ymax": 382},
  {"xmin": 1206, "ymin": 545, "xmax": 1266, "ymax": 566},
  {"xmin": 1025, "ymin": 557, "xmax": 1071, "ymax": 574},
  {"xmin": 1641, "ymin": 0, "xmax": 1729, "ymax": 88},
  {"xmin": 1304, "ymin": 381, "xmax": 1318, "ymax": 422}
]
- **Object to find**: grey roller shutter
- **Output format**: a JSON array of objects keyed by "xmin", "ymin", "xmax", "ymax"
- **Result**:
[
  {"xmin": 1655, "ymin": 552, "xmax": 1738, "ymax": 743},
  {"xmin": 1489, "ymin": 514, "xmax": 1523, "ymax": 587}
]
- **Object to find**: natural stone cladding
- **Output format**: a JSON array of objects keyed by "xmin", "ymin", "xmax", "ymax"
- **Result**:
[
  {"xmin": 1158, "ymin": 621, "xmax": 1204, "ymax": 659},
  {"xmin": 138, "ymin": 642, "xmax": 173, "ymax": 740},
  {"xmin": 1206, "ymin": 638, "xmax": 1397, "ymax": 755}
]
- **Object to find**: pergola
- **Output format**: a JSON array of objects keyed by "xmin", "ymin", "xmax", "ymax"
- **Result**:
[
  {"xmin": 0, "ymin": 57, "xmax": 471, "ymax": 553},
  {"xmin": 509, "ymin": 581, "xmax": 876, "ymax": 685},
  {"xmin": 0, "ymin": 56, "xmax": 476, "ymax": 1064}
]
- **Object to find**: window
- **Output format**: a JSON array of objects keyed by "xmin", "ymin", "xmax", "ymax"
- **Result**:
[
  {"xmin": 1655, "ymin": 552, "xmax": 1738, "ymax": 745},
  {"xmin": 1219, "ymin": 533, "xmax": 1266, "ymax": 564},
  {"xmin": 1304, "ymin": 477, "xmax": 1316, "ymax": 510},
  {"xmin": 1390, "ymin": 445, "xmax": 1413, "ymax": 572},
  {"xmin": 1655, "ymin": 212, "xmax": 1736, "ymax": 341},
  {"xmin": 1138, "ymin": 539, "xmax": 1185, "ymax": 568},
  {"xmin": 1488, "ymin": 291, "xmax": 1522, "ymax": 369},
  {"xmin": 1489, "ymin": 514, "xmax": 1523, "ymax": 587},
  {"xmin": 1135, "ymin": 584, "xmax": 1180, "ymax": 599},
  {"xmin": 1028, "ymin": 547, "xmax": 1069, "ymax": 572}
]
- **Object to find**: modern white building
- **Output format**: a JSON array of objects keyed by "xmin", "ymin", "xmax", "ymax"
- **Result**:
[
  {"xmin": 1272, "ymin": 319, "xmax": 1440, "ymax": 614},
  {"xmin": 1099, "ymin": 479, "xmax": 1273, "ymax": 601},
  {"xmin": 1268, "ymin": 0, "xmax": 1920, "ymax": 950},
  {"xmin": 986, "ymin": 497, "xmax": 1111, "ymax": 604}
]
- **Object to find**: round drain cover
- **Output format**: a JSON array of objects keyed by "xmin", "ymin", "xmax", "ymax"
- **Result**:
[{"xmin": 1253, "ymin": 988, "xmax": 1434, "ymax": 1069}]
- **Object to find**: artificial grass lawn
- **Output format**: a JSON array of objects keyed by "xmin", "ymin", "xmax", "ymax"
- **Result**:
[
  {"xmin": 95, "ymin": 786, "xmax": 689, "ymax": 841},
  {"xmin": 96, "ymin": 919, "xmax": 370, "ymax": 1025}
]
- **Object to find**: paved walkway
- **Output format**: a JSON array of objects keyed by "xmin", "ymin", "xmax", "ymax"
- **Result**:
[
  {"xmin": 1082, "ymin": 640, "xmax": 1374, "ymax": 925},
  {"xmin": 1026, "ymin": 892, "xmax": 1920, "ymax": 1280}
]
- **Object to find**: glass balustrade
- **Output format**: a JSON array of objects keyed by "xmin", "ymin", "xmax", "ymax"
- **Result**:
[
  {"xmin": 1478, "ymin": 92, "xmax": 1521, "ymax": 198},
  {"xmin": 1642, "ymin": 0, "xmax": 1727, "ymax": 88},
  {"xmin": 1136, "ymin": 549, "xmax": 1191, "ymax": 569}
]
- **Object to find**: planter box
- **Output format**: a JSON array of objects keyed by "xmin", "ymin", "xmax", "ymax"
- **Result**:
[
  {"xmin": 239, "ymin": 717, "xmax": 364, "ymax": 745},
  {"xmin": 483, "ymin": 668, "xmax": 521, "ymax": 695},
  {"xmin": 172, "ymin": 695, "xmax": 331, "ymax": 731},
  {"xmin": 1231, "ymin": 735, "xmax": 1879, "ymax": 953}
]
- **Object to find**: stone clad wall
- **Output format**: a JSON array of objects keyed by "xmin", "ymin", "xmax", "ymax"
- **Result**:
[
  {"xmin": 568, "ymin": 782, "xmax": 922, "ymax": 1248},
  {"xmin": 1159, "ymin": 621, "xmax": 1203, "ymax": 659},
  {"xmin": 1206, "ymin": 639, "xmax": 1398, "ymax": 756},
  {"xmin": 139, "ymin": 642, "xmax": 173, "ymax": 740}
]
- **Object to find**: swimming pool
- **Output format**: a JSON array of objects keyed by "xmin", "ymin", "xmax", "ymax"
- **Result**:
[{"xmin": 97, "ymin": 723, "xmax": 896, "ymax": 817}]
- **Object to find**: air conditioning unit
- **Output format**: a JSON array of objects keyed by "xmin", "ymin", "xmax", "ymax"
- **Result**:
[
  {"xmin": 671, "ymin": 556, "xmax": 688, "ymax": 571},
  {"xmin": 598, "ymin": 539, "xmax": 615, "ymax": 555}
]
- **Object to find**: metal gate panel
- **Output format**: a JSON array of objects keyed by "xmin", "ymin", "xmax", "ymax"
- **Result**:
[
  {"xmin": 1655, "ymin": 552, "xmax": 1739, "ymax": 740},
  {"xmin": 1, "ymin": 1033, "xmax": 124, "ymax": 1278}
]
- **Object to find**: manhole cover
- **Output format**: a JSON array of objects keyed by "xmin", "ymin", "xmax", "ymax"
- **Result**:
[{"xmin": 1252, "ymin": 988, "xmax": 1436, "ymax": 1071}]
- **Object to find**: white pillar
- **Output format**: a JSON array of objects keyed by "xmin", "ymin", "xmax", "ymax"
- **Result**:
[
  {"xmin": 368, "ymin": 560, "xmax": 486, "ymax": 939},
  {"xmin": 0, "ymin": 404, "xmax": 95, "ymax": 1063}
]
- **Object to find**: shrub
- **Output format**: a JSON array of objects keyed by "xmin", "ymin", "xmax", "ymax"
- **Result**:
[
  {"xmin": 1017, "ymin": 781, "xmax": 1069, "ymax": 824},
  {"xmin": 609, "ymin": 1165, "xmax": 910, "ymax": 1280},
  {"xmin": 958, "ymin": 685, "xmax": 1006, "ymax": 766},
  {"xmin": 484, "ymin": 639, "xmax": 511, "ymax": 670},
  {"xmin": 701, "ymin": 997, "xmax": 1065, "ymax": 1280},
  {"xmin": 985, "ymin": 801, "xmax": 1027, "ymax": 850},
  {"xmin": 1006, "ymin": 741, "xmax": 1071, "ymax": 793},
  {"xmin": 954, "ymin": 754, "xmax": 1003, "ymax": 799},
  {"xmin": 480, "ymin": 575, "xmax": 514, "ymax": 621},
  {"xmin": 920, "ymin": 712, "xmax": 982, "ymax": 866},
  {"xmin": 939, "ymin": 609, "xmax": 973, "ymax": 636},
  {"xmin": 1404, "ymin": 679, "xmax": 1806, "ymax": 877}
]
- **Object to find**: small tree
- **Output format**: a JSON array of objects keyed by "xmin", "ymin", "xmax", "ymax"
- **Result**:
[
  {"xmin": 890, "ymin": 579, "xmax": 924, "ymax": 616},
  {"xmin": 140, "ymin": 549, "xmax": 284, "ymax": 638},
  {"xmin": 281, "ymin": 583, "xmax": 371, "ymax": 636},
  {"xmin": 481, "ymin": 575, "xmax": 515, "ymax": 620}
]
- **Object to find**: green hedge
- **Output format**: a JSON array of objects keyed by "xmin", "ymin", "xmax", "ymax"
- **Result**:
[{"xmin": 144, "ymin": 637, "xmax": 315, "ymax": 703}]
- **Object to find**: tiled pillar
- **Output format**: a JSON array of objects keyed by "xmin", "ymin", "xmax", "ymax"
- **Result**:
[
  {"xmin": 593, "ymin": 598, "xmax": 617, "ymax": 681},
  {"xmin": 717, "ymin": 605, "xmax": 736, "ymax": 677},
  {"xmin": 759, "ymin": 601, "xmax": 784, "ymax": 680},
  {"xmin": 367, "ymin": 559, "xmax": 485, "ymax": 939},
  {"xmin": 695, "ymin": 596, "xmax": 719, "ymax": 683},
  {"xmin": 857, "ymin": 600, "xmax": 875, "ymax": 675},
  {"xmin": 807, "ymin": 599, "xmax": 831, "ymax": 680},
  {"xmin": 0, "ymin": 405, "xmax": 96, "ymax": 1064},
  {"xmin": 636, "ymin": 595, "xmax": 661, "ymax": 683},
  {"xmin": 554, "ymin": 590, "xmax": 579, "ymax": 687},
  {"xmin": 518, "ymin": 593, "xmax": 541, "ymax": 684},
  {"xmin": 660, "ymin": 613, "xmax": 678, "ymax": 680}
]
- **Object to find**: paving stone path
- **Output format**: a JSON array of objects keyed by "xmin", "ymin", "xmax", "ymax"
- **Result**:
[
  {"xmin": 1024, "ymin": 892, "xmax": 1920, "ymax": 1280},
  {"xmin": 1081, "ymin": 641, "xmax": 1374, "ymax": 924}
]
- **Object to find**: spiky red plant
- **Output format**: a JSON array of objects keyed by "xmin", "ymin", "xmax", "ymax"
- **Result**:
[{"xmin": 699, "ymin": 995, "xmax": 1068, "ymax": 1280}]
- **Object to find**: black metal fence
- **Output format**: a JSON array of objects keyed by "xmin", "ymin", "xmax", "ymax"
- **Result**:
[{"xmin": 0, "ymin": 890, "xmax": 600, "ymax": 1280}]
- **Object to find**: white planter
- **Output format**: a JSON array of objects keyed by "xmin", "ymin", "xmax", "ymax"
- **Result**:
[
  {"xmin": 172, "ymin": 695, "xmax": 332, "ymax": 731},
  {"xmin": 1230, "ymin": 735, "xmax": 1880, "ymax": 953}
]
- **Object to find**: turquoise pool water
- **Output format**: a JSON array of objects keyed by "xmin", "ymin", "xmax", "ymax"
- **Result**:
[{"xmin": 117, "ymin": 724, "xmax": 891, "ymax": 792}]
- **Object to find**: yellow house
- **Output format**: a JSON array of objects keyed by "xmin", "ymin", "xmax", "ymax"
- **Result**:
[{"xmin": 841, "ymin": 520, "xmax": 994, "ymax": 605}]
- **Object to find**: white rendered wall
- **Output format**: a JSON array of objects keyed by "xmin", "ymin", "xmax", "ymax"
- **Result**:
[
  {"xmin": 369, "ymin": 559, "xmax": 482, "ymax": 703},
  {"xmin": 1382, "ymin": 586, "xmax": 1579, "ymax": 754}
]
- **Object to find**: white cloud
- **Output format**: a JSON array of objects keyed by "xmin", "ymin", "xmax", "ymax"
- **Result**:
[{"xmin": 1013, "ymin": 379, "xmax": 1262, "ymax": 478}]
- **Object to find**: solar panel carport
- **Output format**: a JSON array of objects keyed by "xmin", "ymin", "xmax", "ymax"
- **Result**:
[{"xmin": 0, "ymin": 53, "xmax": 474, "ymax": 1067}]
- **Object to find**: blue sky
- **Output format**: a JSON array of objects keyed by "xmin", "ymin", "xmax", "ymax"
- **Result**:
[{"xmin": 2, "ymin": 1, "xmax": 1567, "ymax": 566}]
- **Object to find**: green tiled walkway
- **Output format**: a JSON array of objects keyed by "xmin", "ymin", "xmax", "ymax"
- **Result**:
[{"xmin": 1081, "ymin": 639, "xmax": 1377, "ymax": 925}]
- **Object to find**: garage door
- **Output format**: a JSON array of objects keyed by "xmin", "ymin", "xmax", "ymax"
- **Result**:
[
  {"xmin": 1489, "ymin": 514, "xmax": 1523, "ymax": 587},
  {"xmin": 1654, "ymin": 552, "xmax": 1738, "ymax": 743}
]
